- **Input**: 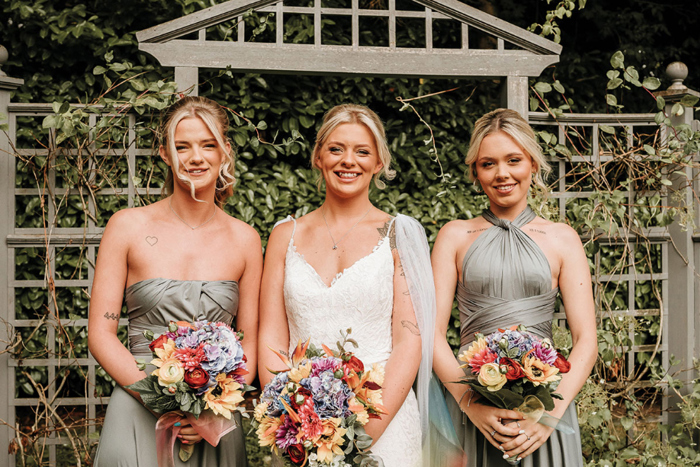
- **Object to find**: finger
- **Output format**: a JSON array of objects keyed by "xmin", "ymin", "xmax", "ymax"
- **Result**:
[
  {"xmin": 497, "ymin": 409, "xmax": 524, "ymax": 421},
  {"xmin": 178, "ymin": 427, "xmax": 198, "ymax": 435},
  {"xmin": 498, "ymin": 433, "xmax": 527, "ymax": 452},
  {"xmin": 495, "ymin": 422, "xmax": 523, "ymax": 437},
  {"xmin": 504, "ymin": 435, "xmax": 536, "ymax": 460},
  {"xmin": 484, "ymin": 427, "xmax": 509, "ymax": 451}
]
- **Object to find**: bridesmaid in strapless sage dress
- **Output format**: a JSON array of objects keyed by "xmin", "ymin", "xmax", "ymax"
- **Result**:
[{"xmin": 93, "ymin": 279, "xmax": 247, "ymax": 466}]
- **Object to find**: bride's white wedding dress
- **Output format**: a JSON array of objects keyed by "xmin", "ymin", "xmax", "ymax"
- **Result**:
[{"xmin": 283, "ymin": 217, "xmax": 422, "ymax": 467}]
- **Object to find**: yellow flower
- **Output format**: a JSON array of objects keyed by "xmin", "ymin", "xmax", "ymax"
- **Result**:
[
  {"xmin": 150, "ymin": 339, "xmax": 177, "ymax": 367},
  {"xmin": 478, "ymin": 362, "xmax": 507, "ymax": 391},
  {"xmin": 288, "ymin": 361, "xmax": 312, "ymax": 383},
  {"xmin": 458, "ymin": 337, "xmax": 488, "ymax": 367},
  {"xmin": 153, "ymin": 358, "xmax": 184, "ymax": 386},
  {"xmin": 257, "ymin": 416, "xmax": 282, "ymax": 450},
  {"xmin": 254, "ymin": 402, "xmax": 269, "ymax": 423},
  {"xmin": 204, "ymin": 375, "xmax": 244, "ymax": 419},
  {"xmin": 315, "ymin": 418, "xmax": 347, "ymax": 464},
  {"xmin": 521, "ymin": 351, "xmax": 560, "ymax": 387},
  {"xmin": 368, "ymin": 363, "xmax": 385, "ymax": 386}
]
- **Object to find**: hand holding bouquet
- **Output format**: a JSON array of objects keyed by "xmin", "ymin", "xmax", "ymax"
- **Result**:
[
  {"xmin": 127, "ymin": 320, "xmax": 253, "ymax": 467},
  {"xmin": 254, "ymin": 330, "xmax": 386, "ymax": 467},
  {"xmin": 458, "ymin": 325, "xmax": 573, "ymax": 435}
]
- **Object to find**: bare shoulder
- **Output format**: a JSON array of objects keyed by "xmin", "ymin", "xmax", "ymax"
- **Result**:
[
  {"xmin": 221, "ymin": 213, "xmax": 261, "ymax": 244},
  {"xmin": 532, "ymin": 217, "xmax": 583, "ymax": 249},
  {"xmin": 103, "ymin": 204, "xmax": 159, "ymax": 238},
  {"xmin": 266, "ymin": 216, "xmax": 297, "ymax": 250},
  {"xmin": 437, "ymin": 217, "xmax": 489, "ymax": 241}
]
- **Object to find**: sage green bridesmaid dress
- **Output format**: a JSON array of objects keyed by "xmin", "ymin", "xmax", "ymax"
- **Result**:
[
  {"xmin": 93, "ymin": 279, "xmax": 248, "ymax": 466},
  {"xmin": 447, "ymin": 207, "xmax": 583, "ymax": 467}
]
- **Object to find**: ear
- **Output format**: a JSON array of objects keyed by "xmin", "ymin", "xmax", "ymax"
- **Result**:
[
  {"xmin": 313, "ymin": 152, "xmax": 322, "ymax": 170},
  {"xmin": 223, "ymin": 141, "xmax": 232, "ymax": 160},
  {"xmin": 159, "ymin": 145, "xmax": 171, "ymax": 166},
  {"xmin": 373, "ymin": 161, "xmax": 384, "ymax": 175}
]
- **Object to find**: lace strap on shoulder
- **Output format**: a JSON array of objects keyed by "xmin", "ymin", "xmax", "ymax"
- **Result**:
[{"xmin": 273, "ymin": 215, "xmax": 297, "ymax": 246}]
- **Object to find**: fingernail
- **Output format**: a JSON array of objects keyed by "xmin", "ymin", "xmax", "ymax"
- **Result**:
[
  {"xmin": 498, "ymin": 446, "xmax": 504, "ymax": 452},
  {"xmin": 519, "ymin": 429, "xmax": 525, "ymax": 434},
  {"xmin": 174, "ymin": 422, "xmax": 181, "ymax": 427},
  {"xmin": 503, "ymin": 454, "xmax": 509, "ymax": 459},
  {"xmin": 516, "ymin": 457, "xmax": 522, "ymax": 462},
  {"xmin": 182, "ymin": 440, "xmax": 188, "ymax": 444}
]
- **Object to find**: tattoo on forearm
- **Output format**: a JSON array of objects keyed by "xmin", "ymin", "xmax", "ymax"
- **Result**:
[
  {"xmin": 401, "ymin": 320, "xmax": 421, "ymax": 336},
  {"xmin": 465, "ymin": 228, "xmax": 488, "ymax": 234},
  {"xmin": 145, "ymin": 236, "xmax": 158, "ymax": 246},
  {"xmin": 104, "ymin": 312, "xmax": 119, "ymax": 320},
  {"xmin": 528, "ymin": 228, "xmax": 547, "ymax": 235}
]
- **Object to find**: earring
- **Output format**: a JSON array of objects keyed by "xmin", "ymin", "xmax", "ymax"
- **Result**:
[{"xmin": 473, "ymin": 180, "xmax": 481, "ymax": 192}]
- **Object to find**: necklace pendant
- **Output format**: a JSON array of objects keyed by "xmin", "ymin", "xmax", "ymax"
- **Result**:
[{"xmin": 332, "ymin": 245, "xmax": 338, "ymax": 250}]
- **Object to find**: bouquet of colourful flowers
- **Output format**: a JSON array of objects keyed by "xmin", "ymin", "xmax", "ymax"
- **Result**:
[
  {"xmin": 458, "ymin": 325, "xmax": 573, "ymax": 435},
  {"xmin": 254, "ymin": 330, "xmax": 386, "ymax": 467},
  {"xmin": 127, "ymin": 320, "xmax": 253, "ymax": 467}
]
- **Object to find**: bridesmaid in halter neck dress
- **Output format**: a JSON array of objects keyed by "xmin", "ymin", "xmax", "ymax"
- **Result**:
[
  {"xmin": 432, "ymin": 109, "xmax": 597, "ymax": 466},
  {"xmin": 258, "ymin": 104, "xmax": 439, "ymax": 467},
  {"xmin": 89, "ymin": 97, "xmax": 262, "ymax": 466}
]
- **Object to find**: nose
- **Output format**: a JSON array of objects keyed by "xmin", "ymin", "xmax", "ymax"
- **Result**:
[
  {"xmin": 495, "ymin": 161, "xmax": 509, "ymax": 179},
  {"xmin": 189, "ymin": 146, "xmax": 204, "ymax": 163},
  {"xmin": 340, "ymin": 150, "xmax": 356, "ymax": 167}
]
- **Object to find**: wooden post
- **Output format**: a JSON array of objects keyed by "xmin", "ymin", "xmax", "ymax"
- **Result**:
[
  {"xmin": 501, "ymin": 75, "xmax": 529, "ymax": 118},
  {"xmin": 0, "ymin": 43, "xmax": 24, "ymax": 465},
  {"xmin": 656, "ymin": 61, "xmax": 700, "ymax": 426},
  {"xmin": 175, "ymin": 66, "xmax": 199, "ymax": 96}
]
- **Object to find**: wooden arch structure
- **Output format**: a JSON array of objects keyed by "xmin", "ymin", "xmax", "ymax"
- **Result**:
[{"xmin": 136, "ymin": 0, "xmax": 562, "ymax": 117}]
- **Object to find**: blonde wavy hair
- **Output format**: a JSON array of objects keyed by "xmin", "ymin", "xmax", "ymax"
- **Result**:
[{"xmin": 159, "ymin": 96, "xmax": 235, "ymax": 207}]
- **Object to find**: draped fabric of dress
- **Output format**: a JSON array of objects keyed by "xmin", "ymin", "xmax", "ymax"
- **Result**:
[
  {"xmin": 446, "ymin": 208, "xmax": 583, "ymax": 467},
  {"xmin": 282, "ymin": 217, "xmax": 422, "ymax": 467},
  {"xmin": 94, "ymin": 279, "xmax": 247, "ymax": 467}
]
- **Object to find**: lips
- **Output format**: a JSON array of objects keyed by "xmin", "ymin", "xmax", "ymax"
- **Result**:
[
  {"xmin": 335, "ymin": 171, "xmax": 360, "ymax": 179},
  {"xmin": 494, "ymin": 183, "xmax": 516, "ymax": 193},
  {"xmin": 186, "ymin": 168, "xmax": 208, "ymax": 175}
]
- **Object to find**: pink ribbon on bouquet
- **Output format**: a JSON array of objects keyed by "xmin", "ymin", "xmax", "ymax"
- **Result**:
[{"xmin": 155, "ymin": 410, "xmax": 237, "ymax": 467}]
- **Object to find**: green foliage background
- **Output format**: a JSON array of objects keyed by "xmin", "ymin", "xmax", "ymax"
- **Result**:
[{"xmin": 3, "ymin": 0, "xmax": 700, "ymax": 466}]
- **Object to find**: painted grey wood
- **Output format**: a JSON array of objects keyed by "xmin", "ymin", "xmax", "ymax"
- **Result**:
[
  {"xmin": 663, "ymin": 89, "xmax": 697, "ymax": 427},
  {"xmin": 500, "ymin": 75, "xmax": 528, "ymax": 117},
  {"xmin": 140, "ymin": 41, "xmax": 559, "ymax": 77},
  {"xmin": 412, "ymin": 0, "xmax": 561, "ymax": 55},
  {"xmin": 136, "ymin": 0, "xmax": 281, "ymax": 43},
  {"xmin": 175, "ymin": 66, "xmax": 199, "ymax": 96},
  {"xmin": 0, "ymin": 73, "xmax": 23, "ymax": 467}
]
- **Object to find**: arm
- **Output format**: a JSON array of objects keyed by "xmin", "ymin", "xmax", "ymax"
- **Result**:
[
  {"xmin": 362, "ymin": 246, "xmax": 422, "ymax": 443},
  {"xmin": 235, "ymin": 225, "xmax": 263, "ymax": 386},
  {"xmin": 507, "ymin": 225, "xmax": 597, "ymax": 460},
  {"xmin": 431, "ymin": 223, "xmax": 524, "ymax": 450},
  {"xmin": 87, "ymin": 211, "xmax": 147, "ymax": 398},
  {"xmin": 257, "ymin": 222, "xmax": 293, "ymax": 387}
]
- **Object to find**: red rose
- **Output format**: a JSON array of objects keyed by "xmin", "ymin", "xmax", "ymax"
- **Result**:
[
  {"xmin": 287, "ymin": 444, "xmax": 306, "ymax": 465},
  {"xmin": 553, "ymin": 352, "xmax": 571, "ymax": 373},
  {"xmin": 184, "ymin": 368, "xmax": 210, "ymax": 389},
  {"xmin": 500, "ymin": 357, "xmax": 525, "ymax": 381},
  {"xmin": 148, "ymin": 334, "xmax": 169, "ymax": 352},
  {"xmin": 344, "ymin": 356, "xmax": 364, "ymax": 373}
]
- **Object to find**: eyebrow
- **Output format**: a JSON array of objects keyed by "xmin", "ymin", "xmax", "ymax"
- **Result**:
[{"xmin": 174, "ymin": 137, "xmax": 218, "ymax": 144}]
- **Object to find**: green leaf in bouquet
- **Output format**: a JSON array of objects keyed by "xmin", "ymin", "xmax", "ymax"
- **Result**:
[
  {"xmin": 135, "ymin": 359, "xmax": 147, "ymax": 371},
  {"xmin": 470, "ymin": 384, "xmax": 524, "ymax": 410},
  {"xmin": 143, "ymin": 329, "xmax": 155, "ymax": 341},
  {"xmin": 355, "ymin": 433, "xmax": 373, "ymax": 450},
  {"xmin": 522, "ymin": 384, "xmax": 556, "ymax": 411},
  {"xmin": 126, "ymin": 375, "xmax": 159, "ymax": 395}
]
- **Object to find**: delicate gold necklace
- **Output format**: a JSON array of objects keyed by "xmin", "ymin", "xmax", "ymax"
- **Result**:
[
  {"xmin": 169, "ymin": 198, "xmax": 216, "ymax": 230},
  {"xmin": 321, "ymin": 206, "xmax": 372, "ymax": 250}
]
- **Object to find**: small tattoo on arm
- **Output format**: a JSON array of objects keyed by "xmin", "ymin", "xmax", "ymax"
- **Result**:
[
  {"xmin": 104, "ymin": 312, "xmax": 119, "ymax": 321},
  {"xmin": 465, "ymin": 228, "xmax": 488, "ymax": 234},
  {"xmin": 401, "ymin": 320, "xmax": 421, "ymax": 336},
  {"xmin": 529, "ymin": 228, "xmax": 547, "ymax": 235},
  {"xmin": 145, "ymin": 236, "xmax": 158, "ymax": 246}
]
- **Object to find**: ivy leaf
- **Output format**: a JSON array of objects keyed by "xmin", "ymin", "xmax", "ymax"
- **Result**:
[
  {"xmin": 656, "ymin": 96, "xmax": 665, "ymax": 110},
  {"xmin": 610, "ymin": 51, "xmax": 625, "ymax": 69},
  {"xmin": 671, "ymin": 102, "xmax": 684, "ymax": 116},
  {"xmin": 620, "ymin": 416, "xmax": 634, "ymax": 431},
  {"xmin": 605, "ymin": 94, "xmax": 617, "ymax": 107},
  {"xmin": 680, "ymin": 94, "xmax": 700, "ymax": 107},
  {"xmin": 654, "ymin": 111, "xmax": 665, "ymax": 125},
  {"xmin": 599, "ymin": 125, "xmax": 615, "ymax": 135},
  {"xmin": 642, "ymin": 77, "xmax": 661, "ymax": 91},
  {"xmin": 534, "ymin": 82, "xmax": 552, "ymax": 94}
]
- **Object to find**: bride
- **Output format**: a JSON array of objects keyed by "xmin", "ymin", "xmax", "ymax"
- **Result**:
[{"xmin": 258, "ymin": 104, "xmax": 436, "ymax": 466}]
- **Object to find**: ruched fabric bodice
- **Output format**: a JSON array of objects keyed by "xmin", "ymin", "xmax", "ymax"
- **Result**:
[
  {"xmin": 457, "ymin": 207, "xmax": 558, "ymax": 353},
  {"xmin": 448, "ymin": 207, "xmax": 583, "ymax": 467},
  {"xmin": 94, "ymin": 278, "xmax": 247, "ymax": 467},
  {"xmin": 126, "ymin": 278, "xmax": 239, "ymax": 356}
]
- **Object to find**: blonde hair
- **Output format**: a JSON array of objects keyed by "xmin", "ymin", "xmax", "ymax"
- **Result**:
[
  {"xmin": 311, "ymin": 104, "xmax": 395, "ymax": 189},
  {"xmin": 159, "ymin": 96, "xmax": 235, "ymax": 207},
  {"xmin": 465, "ymin": 108, "xmax": 550, "ymax": 195}
]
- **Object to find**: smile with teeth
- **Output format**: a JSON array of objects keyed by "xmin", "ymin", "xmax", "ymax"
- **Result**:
[
  {"xmin": 495, "ymin": 183, "xmax": 516, "ymax": 192},
  {"xmin": 336, "ymin": 172, "xmax": 360, "ymax": 179},
  {"xmin": 187, "ymin": 168, "xmax": 208, "ymax": 175}
]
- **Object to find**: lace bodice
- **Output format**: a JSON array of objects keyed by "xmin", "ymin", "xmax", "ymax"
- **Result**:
[{"xmin": 283, "ymin": 219, "xmax": 395, "ymax": 364}]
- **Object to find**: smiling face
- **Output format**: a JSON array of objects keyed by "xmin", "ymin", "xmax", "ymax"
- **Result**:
[
  {"xmin": 315, "ymin": 123, "xmax": 383, "ymax": 199},
  {"xmin": 475, "ymin": 130, "xmax": 536, "ymax": 217},
  {"xmin": 160, "ymin": 116, "xmax": 231, "ymax": 197}
]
